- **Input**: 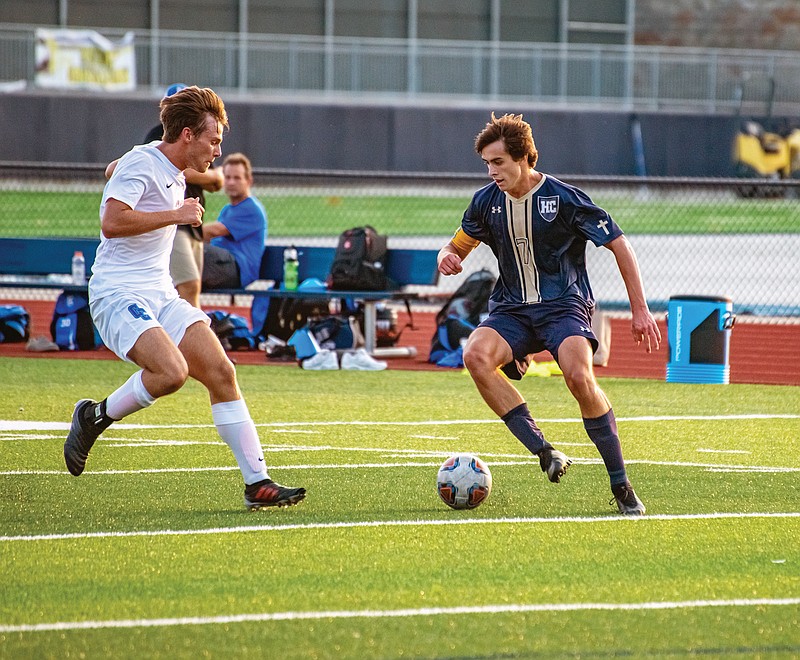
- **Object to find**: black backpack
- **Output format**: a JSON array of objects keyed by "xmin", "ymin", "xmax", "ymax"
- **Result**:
[
  {"xmin": 329, "ymin": 226, "xmax": 393, "ymax": 291},
  {"xmin": 429, "ymin": 269, "xmax": 496, "ymax": 366},
  {"xmin": 50, "ymin": 292, "xmax": 101, "ymax": 350},
  {"xmin": 251, "ymin": 296, "xmax": 331, "ymax": 343}
]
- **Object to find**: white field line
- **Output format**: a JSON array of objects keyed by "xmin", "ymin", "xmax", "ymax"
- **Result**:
[
  {"xmin": 1, "ymin": 413, "xmax": 799, "ymax": 432},
  {"xmin": 0, "ymin": 460, "xmax": 537, "ymax": 477},
  {"xmin": 2, "ymin": 597, "xmax": 800, "ymax": 634},
  {"xmin": 3, "ymin": 511, "xmax": 800, "ymax": 544},
  {"xmin": 0, "ymin": 444, "xmax": 563, "ymax": 476},
  {"xmin": 4, "ymin": 455, "xmax": 799, "ymax": 478},
  {"xmin": 3, "ymin": 418, "xmax": 796, "ymax": 635},
  {"xmin": 1, "ymin": 415, "xmax": 796, "ymax": 476},
  {"xmin": 697, "ymin": 448, "xmax": 751, "ymax": 454},
  {"xmin": 1, "ymin": 435, "xmax": 797, "ymax": 476},
  {"xmin": 0, "ymin": 435, "xmax": 595, "ymax": 451}
]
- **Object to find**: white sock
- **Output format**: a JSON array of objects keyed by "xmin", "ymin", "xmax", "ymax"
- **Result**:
[
  {"xmin": 105, "ymin": 371, "xmax": 156, "ymax": 420},
  {"xmin": 211, "ymin": 399, "xmax": 269, "ymax": 485}
]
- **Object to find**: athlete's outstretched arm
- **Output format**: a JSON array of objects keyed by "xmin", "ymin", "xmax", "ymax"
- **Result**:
[
  {"xmin": 605, "ymin": 235, "xmax": 661, "ymax": 353},
  {"xmin": 438, "ymin": 229, "xmax": 480, "ymax": 276}
]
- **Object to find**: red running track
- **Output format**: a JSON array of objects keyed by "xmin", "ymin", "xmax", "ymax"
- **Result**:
[{"xmin": 1, "ymin": 298, "xmax": 798, "ymax": 386}]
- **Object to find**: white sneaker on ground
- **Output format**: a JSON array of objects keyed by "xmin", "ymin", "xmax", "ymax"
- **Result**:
[
  {"xmin": 341, "ymin": 348, "xmax": 388, "ymax": 371},
  {"xmin": 301, "ymin": 349, "xmax": 339, "ymax": 370},
  {"xmin": 259, "ymin": 334, "xmax": 286, "ymax": 352}
]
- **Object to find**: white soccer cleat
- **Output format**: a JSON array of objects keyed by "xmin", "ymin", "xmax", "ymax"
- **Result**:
[
  {"xmin": 341, "ymin": 348, "xmax": 388, "ymax": 371},
  {"xmin": 301, "ymin": 349, "xmax": 339, "ymax": 370}
]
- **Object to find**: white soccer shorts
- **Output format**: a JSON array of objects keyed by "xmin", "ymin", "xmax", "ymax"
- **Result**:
[{"xmin": 90, "ymin": 289, "xmax": 209, "ymax": 362}]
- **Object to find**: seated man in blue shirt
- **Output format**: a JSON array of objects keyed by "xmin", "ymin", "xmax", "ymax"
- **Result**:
[{"xmin": 202, "ymin": 152, "xmax": 266, "ymax": 289}]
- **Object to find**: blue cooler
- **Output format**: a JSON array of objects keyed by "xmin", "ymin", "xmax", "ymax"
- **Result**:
[
  {"xmin": 287, "ymin": 327, "xmax": 321, "ymax": 360},
  {"xmin": 666, "ymin": 295, "xmax": 735, "ymax": 384}
]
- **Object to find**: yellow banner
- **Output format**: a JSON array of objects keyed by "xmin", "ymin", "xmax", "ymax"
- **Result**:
[{"xmin": 35, "ymin": 29, "xmax": 136, "ymax": 92}]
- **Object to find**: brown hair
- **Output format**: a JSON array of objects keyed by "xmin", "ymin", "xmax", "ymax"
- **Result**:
[
  {"xmin": 160, "ymin": 86, "xmax": 229, "ymax": 143},
  {"xmin": 474, "ymin": 112, "xmax": 538, "ymax": 168},
  {"xmin": 222, "ymin": 152, "xmax": 253, "ymax": 178}
]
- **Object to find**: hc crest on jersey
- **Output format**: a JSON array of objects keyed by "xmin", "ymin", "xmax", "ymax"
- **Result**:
[{"xmin": 538, "ymin": 196, "xmax": 559, "ymax": 222}]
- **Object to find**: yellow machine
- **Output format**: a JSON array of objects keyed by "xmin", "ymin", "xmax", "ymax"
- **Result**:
[
  {"xmin": 785, "ymin": 127, "xmax": 800, "ymax": 178},
  {"xmin": 732, "ymin": 78, "xmax": 798, "ymax": 196},
  {"xmin": 733, "ymin": 119, "xmax": 790, "ymax": 179}
]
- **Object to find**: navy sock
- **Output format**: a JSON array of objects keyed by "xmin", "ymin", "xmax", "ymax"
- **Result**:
[
  {"xmin": 583, "ymin": 409, "xmax": 627, "ymax": 486},
  {"xmin": 501, "ymin": 403, "xmax": 551, "ymax": 456}
]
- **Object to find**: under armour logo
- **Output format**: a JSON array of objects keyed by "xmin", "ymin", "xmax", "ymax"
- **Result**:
[
  {"xmin": 127, "ymin": 304, "xmax": 152, "ymax": 321},
  {"xmin": 491, "ymin": 206, "xmax": 502, "ymax": 214},
  {"xmin": 597, "ymin": 219, "xmax": 610, "ymax": 235},
  {"xmin": 580, "ymin": 326, "xmax": 591, "ymax": 333}
]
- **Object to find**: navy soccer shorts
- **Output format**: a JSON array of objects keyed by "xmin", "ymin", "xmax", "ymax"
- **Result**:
[{"xmin": 479, "ymin": 297, "xmax": 599, "ymax": 380}]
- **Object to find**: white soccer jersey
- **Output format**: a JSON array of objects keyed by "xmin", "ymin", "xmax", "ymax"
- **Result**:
[{"xmin": 90, "ymin": 143, "xmax": 186, "ymax": 301}]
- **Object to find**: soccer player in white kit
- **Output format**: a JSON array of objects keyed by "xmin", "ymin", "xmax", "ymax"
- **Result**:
[{"xmin": 64, "ymin": 86, "xmax": 305, "ymax": 510}]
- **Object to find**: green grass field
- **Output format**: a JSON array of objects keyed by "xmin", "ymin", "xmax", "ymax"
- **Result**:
[
  {"xmin": 1, "ymin": 357, "xmax": 798, "ymax": 658},
  {"xmin": 1, "ymin": 189, "xmax": 798, "ymax": 237}
]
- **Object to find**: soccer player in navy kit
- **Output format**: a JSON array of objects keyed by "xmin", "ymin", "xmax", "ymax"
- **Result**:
[{"xmin": 438, "ymin": 112, "xmax": 661, "ymax": 515}]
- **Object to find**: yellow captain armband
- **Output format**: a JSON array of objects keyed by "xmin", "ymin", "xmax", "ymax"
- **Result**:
[{"xmin": 450, "ymin": 228, "xmax": 481, "ymax": 257}]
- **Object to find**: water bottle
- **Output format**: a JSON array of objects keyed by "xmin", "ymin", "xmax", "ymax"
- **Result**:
[
  {"xmin": 71, "ymin": 250, "xmax": 86, "ymax": 285},
  {"xmin": 283, "ymin": 246, "xmax": 299, "ymax": 291}
]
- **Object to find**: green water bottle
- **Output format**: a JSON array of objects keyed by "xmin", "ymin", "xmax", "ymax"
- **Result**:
[{"xmin": 283, "ymin": 246, "xmax": 299, "ymax": 291}]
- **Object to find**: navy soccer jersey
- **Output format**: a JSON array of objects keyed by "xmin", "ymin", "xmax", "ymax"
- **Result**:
[{"xmin": 461, "ymin": 174, "xmax": 623, "ymax": 308}]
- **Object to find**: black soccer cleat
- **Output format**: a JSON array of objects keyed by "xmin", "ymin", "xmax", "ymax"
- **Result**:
[
  {"xmin": 244, "ymin": 479, "xmax": 307, "ymax": 511},
  {"xmin": 610, "ymin": 482, "xmax": 646, "ymax": 516},
  {"xmin": 64, "ymin": 399, "xmax": 106, "ymax": 476},
  {"xmin": 538, "ymin": 448, "xmax": 572, "ymax": 483}
]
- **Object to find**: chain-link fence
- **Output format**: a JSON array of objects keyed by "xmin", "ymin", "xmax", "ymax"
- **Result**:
[
  {"xmin": 1, "ymin": 163, "xmax": 798, "ymax": 320},
  {"xmin": 4, "ymin": 24, "xmax": 800, "ymax": 115}
]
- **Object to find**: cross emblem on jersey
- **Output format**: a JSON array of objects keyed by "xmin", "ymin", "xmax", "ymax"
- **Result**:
[{"xmin": 597, "ymin": 219, "xmax": 610, "ymax": 235}]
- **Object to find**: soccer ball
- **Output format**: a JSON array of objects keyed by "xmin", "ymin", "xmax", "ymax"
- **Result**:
[{"xmin": 436, "ymin": 453, "xmax": 492, "ymax": 510}]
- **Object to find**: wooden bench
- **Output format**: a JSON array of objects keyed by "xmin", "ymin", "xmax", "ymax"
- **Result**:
[{"xmin": 0, "ymin": 237, "xmax": 440, "ymax": 355}]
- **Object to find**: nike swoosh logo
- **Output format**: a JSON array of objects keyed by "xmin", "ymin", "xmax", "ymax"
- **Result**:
[
  {"xmin": 166, "ymin": 183, "xmax": 174, "ymax": 188},
  {"xmin": 258, "ymin": 457, "xmax": 264, "ymax": 462}
]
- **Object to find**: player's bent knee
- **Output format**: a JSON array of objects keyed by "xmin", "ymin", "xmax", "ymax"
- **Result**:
[
  {"xmin": 463, "ymin": 327, "xmax": 511, "ymax": 376},
  {"xmin": 214, "ymin": 356, "xmax": 237, "ymax": 384},
  {"xmin": 463, "ymin": 344, "xmax": 498, "ymax": 374},
  {"xmin": 144, "ymin": 367, "xmax": 188, "ymax": 398},
  {"xmin": 462, "ymin": 343, "xmax": 480, "ymax": 370},
  {"xmin": 159, "ymin": 363, "xmax": 190, "ymax": 395},
  {"xmin": 195, "ymin": 354, "xmax": 238, "ymax": 392},
  {"xmin": 563, "ymin": 369, "xmax": 596, "ymax": 399}
]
